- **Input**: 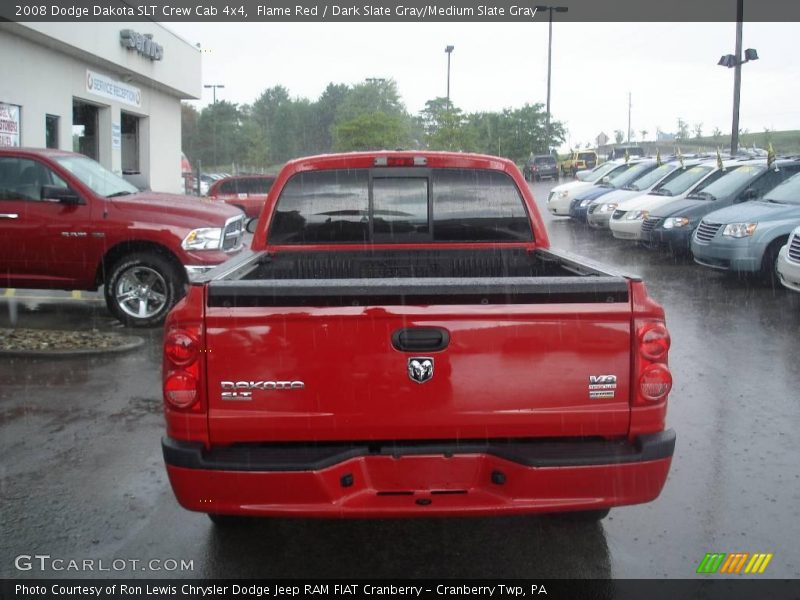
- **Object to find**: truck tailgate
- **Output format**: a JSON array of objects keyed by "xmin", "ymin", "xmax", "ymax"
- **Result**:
[{"xmin": 203, "ymin": 295, "xmax": 632, "ymax": 443}]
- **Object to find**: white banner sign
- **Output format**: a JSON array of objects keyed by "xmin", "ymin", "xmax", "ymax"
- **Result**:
[
  {"xmin": 86, "ymin": 70, "xmax": 141, "ymax": 107},
  {"xmin": 0, "ymin": 102, "xmax": 20, "ymax": 147}
]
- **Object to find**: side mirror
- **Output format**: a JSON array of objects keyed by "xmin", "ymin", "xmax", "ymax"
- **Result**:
[
  {"xmin": 740, "ymin": 188, "xmax": 758, "ymax": 202},
  {"xmin": 245, "ymin": 217, "xmax": 259, "ymax": 234},
  {"xmin": 42, "ymin": 185, "xmax": 83, "ymax": 205}
]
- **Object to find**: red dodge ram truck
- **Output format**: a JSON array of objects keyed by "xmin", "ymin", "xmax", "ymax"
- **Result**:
[
  {"xmin": 161, "ymin": 151, "xmax": 675, "ymax": 524},
  {"xmin": 0, "ymin": 148, "xmax": 245, "ymax": 327}
]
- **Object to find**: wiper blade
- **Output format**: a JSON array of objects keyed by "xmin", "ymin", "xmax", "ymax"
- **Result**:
[
  {"xmin": 106, "ymin": 191, "xmax": 133, "ymax": 198},
  {"xmin": 651, "ymin": 189, "xmax": 672, "ymax": 196},
  {"xmin": 688, "ymin": 191, "xmax": 715, "ymax": 201},
  {"xmin": 622, "ymin": 185, "xmax": 638, "ymax": 191}
]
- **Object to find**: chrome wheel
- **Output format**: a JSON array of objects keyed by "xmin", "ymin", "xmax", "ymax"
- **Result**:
[{"xmin": 114, "ymin": 265, "xmax": 168, "ymax": 319}]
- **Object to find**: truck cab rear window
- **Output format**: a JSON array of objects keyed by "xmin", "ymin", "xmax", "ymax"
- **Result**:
[{"xmin": 268, "ymin": 168, "xmax": 532, "ymax": 244}]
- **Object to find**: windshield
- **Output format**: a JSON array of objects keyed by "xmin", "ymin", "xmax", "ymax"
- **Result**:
[
  {"xmin": 762, "ymin": 171, "xmax": 800, "ymax": 204},
  {"xmin": 654, "ymin": 165, "xmax": 714, "ymax": 196},
  {"xmin": 625, "ymin": 163, "xmax": 676, "ymax": 191},
  {"xmin": 54, "ymin": 155, "xmax": 138, "ymax": 197},
  {"xmin": 585, "ymin": 162, "xmax": 620, "ymax": 182},
  {"xmin": 578, "ymin": 152, "xmax": 595, "ymax": 161},
  {"xmin": 607, "ymin": 162, "xmax": 657, "ymax": 188},
  {"xmin": 687, "ymin": 165, "xmax": 763, "ymax": 199}
]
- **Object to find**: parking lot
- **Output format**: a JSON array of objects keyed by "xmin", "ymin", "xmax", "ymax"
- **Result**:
[{"xmin": 1, "ymin": 177, "xmax": 799, "ymax": 579}]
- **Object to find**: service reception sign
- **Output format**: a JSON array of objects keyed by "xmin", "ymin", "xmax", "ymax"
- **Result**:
[
  {"xmin": 86, "ymin": 70, "xmax": 142, "ymax": 108},
  {"xmin": 0, "ymin": 103, "xmax": 20, "ymax": 146}
]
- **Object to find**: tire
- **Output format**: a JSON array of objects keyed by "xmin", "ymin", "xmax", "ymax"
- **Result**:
[
  {"xmin": 104, "ymin": 251, "xmax": 185, "ymax": 328},
  {"xmin": 761, "ymin": 238, "xmax": 787, "ymax": 288},
  {"xmin": 553, "ymin": 508, "xmax": 610, "ymax": 522},
  {"xmin": 208, "ymin": 513, "xmax": 255, "ymax": 527}
]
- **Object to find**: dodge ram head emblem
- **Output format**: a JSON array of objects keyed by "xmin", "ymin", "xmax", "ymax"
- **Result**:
[{"xmin": 407, "ymin": 358, "xmax": 434, "ymax": 384}]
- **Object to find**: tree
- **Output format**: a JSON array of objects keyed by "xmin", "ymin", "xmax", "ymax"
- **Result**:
[
  {"xmin": 180, "ymin": 103, "xmax": 200, "ymax": 163},
  {"xmin": 333, "ymin": 79, "xmax": 413, "ymax": 151},
  {"xmin": 614, "ymin": 130, "xmax": 624, "ymax": 144},
  {"xmin": 311, "ymin": 83, "xmax": 350, "ymax": 153},
  {"xmin": 712, "ymin": 127, "xmax": 722, "ymax": 141},
  {"xmin": 418, "ymin": 97, "xmax": 473, "ymax": 151},
  {"xmin": 676, "ymin": 118, "xmax": 689, "ymax": 141},
  {"xmin": 195, "ymin": 100, "xmax": 247, "ymax": 168},
  {"xmin": 332, "ymin": 111, "xmax": 410, "ymax": 151},
  {"xmin": 640, "ymin": 129, "xmax": 648, "ymax": 142},
  {"xmin": 693, "ymin": 123, "xmax": 703, "ymax": 139}
]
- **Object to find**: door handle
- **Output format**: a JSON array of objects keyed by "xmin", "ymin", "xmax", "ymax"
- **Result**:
[
  {"xmin": 0, "ymin": 213, "xmax": 19, "ymax": 219},
  {"xmin": 392, "ymin": 327, "xmax": 450, "ymax": 352}
]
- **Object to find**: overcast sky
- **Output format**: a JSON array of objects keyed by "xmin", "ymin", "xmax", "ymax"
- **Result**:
[{"xmin": 166, "ymin": 22, "xmax": 799, "ymax": 151}]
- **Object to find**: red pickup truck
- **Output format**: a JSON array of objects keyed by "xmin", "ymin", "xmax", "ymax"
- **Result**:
[
  {"xmin": 0, "ymin": 148, "xmax": 245, "ymax": 327},
  {"xmin": 161, "ymin": 151, "xmax": 675, "ymax": 524}
]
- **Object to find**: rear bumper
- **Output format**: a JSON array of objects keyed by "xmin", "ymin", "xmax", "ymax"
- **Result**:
[{"xmin": 163, "ymin": 431, "xmax": 675, "ymax": 517}]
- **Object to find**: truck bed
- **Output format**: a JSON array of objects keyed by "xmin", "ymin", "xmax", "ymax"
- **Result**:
[{"xmin": 205, "ymin": 247, "xmax": 633, "ymax": 307}]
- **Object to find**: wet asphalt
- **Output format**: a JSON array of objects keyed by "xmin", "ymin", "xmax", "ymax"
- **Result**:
[{"xmin": 1, "ymin": 178, "xmax": 799, "ymax": 580}]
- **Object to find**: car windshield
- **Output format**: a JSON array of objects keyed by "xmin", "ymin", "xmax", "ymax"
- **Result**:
[
  {"xmin": 54, "ymin": 155, "xmax": 138, "ymax": 197},
  {"xmin": 578, "ymin": 152, "xmax": 595, "ymax": 161},
  {"xmin": 654, "ymin": 165, "xmax": 714, "ymax": 196},
  {"xmin": 585, "ymin": 162, "xmax": 620, "ymax": 182},
  {"xmin": 607, "ymin": 162, "xmax": 656, "ymax": 188},
  {"xmin": 624, "ymin": 163, "xmax": 676, "ymax": 191},
  {"xmin": 762, "ymin": 171, "xmax": 800, "ymax": 204},
  {"xmin": 687, "ymin": 165, "xmax": 763, "ymax": 199}
]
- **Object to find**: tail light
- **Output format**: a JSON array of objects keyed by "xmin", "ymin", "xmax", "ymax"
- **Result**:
[
  {"xmin": 163, "ymin": 326, "xmax": 203, "ymax": 412},
  {"xmin": 634, "ymin": 320, "xmax": 672, "ymax": 404}
]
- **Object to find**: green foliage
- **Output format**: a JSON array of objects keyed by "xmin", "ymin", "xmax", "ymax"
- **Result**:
[
  {"xmin": 333, "ymin": 111, "xmax": 410, "ymax": 151},
  {"xmin": 180, "ymin": 79, "xmax": 569, "ymax": 171},
  {"xmin": 614, "ymin": 130, "xmax": 624, "ymax": 144}
]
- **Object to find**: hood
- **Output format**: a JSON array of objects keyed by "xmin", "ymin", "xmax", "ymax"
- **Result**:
[
  {"xmin": 592, "ymin": 189, "xmax": 642, "ymax": 206},
  {"xmin": 651, "ymin": 197, "xmax": 731, "ymax": 219},
  {"xmin": 699, "ymin": 200, "xmax": 800, "ymax": 225},
  {"xmin": 110, "ymin": 192, "xmax": 243, "ymax": 225},
  {"xmin": 617, "ymin": 192, "xmax": 681, "ymax": 212},
  {"xmin": 575, "ymin": 186, "xmax": 615, "ymax": 202},
  {"xmin": 551, "ymin": 180, "xmax": 593, "ymax": 194}
]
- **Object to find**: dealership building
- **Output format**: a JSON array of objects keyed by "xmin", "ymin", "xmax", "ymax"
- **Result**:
[{"xmin": 0, "ymin": 22, "xmax": 201, "ymax": 192}]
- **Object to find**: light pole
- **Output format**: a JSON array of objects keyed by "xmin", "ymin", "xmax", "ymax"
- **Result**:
[
  {"xmin": 445, "ymin": 45, "xmax": 454, "ymax": 108},
  {"xmin": 717, "ymin": 0, "xmax": 758, "ymax": 155},
  {"xmin": 204, "ymin": 84, "xmax": 225, "ymax": 104},
  {"xmin": 536, "ymin": 5, "xmax": 568, "ymax": 153}
]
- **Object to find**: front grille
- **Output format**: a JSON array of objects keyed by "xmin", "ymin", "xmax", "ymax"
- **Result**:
[
  {"xmin": 789, "ymin": 233, "xmax": 800, "ymax": 263},
  {"xmin": 641, "ymin": 217, "xmax": 660, "ymax": 235},
  {"xmin": 612, "ymin": 210, "xmax": 626, "ymax": 220},
  {"xmin": 695, "ymin": 221, "xmax": 723, "ymax": 243},
  {"xmin": 222, "ymin": 215, "xmax": 245, "ymax": 251}
]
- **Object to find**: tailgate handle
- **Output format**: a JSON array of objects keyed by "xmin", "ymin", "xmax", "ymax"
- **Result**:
[{"xmin": 392, "ymin": 328, "xmax": 450, "ymax": 352}]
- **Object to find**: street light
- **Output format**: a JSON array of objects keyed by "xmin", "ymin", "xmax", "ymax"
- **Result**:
[
  {"xmin": 445, "ymin": 45, "xmax": 454, "ymax": 108},
  {"xmin": 204, "ymin": 83, "xmax": 225, "ymax": 104},
  {"xmin": 717, "ymin": 0, "xmax": 758, "ymax": 155},
  {"xmin": 535, "ymin": 5, "xmax": 568, "ymax": 154}
]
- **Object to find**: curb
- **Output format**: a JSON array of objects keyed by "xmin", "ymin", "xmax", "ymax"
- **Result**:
[{"xmin": 0, "ymin": 336, "xmax": 146, "ymax": 358}]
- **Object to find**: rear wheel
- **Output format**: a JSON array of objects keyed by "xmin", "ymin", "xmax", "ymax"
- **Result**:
[{"xmin": 104, "ymin": 252, "xmax": 185, "ymax": 327}]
